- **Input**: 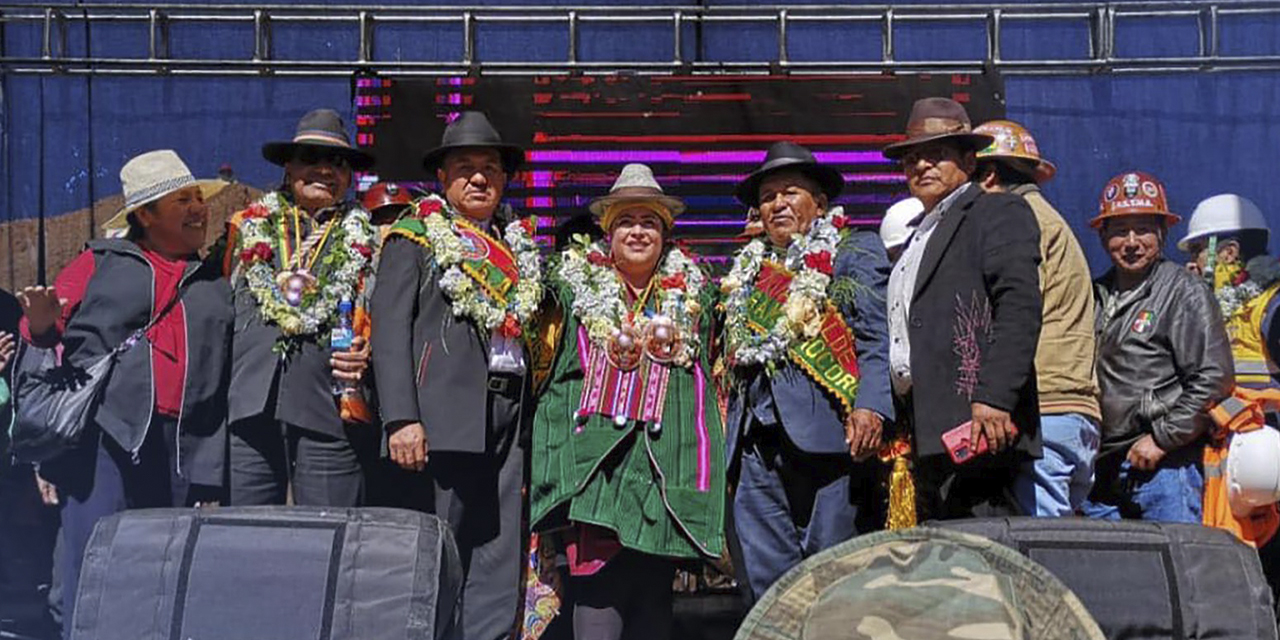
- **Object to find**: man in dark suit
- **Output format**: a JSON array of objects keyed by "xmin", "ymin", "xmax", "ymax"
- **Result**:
[
  {"xmin": 723, "ymin": 142, "xmax": 894, "ymax": 602},
  {"xmin": 882, "ymin": 97, "xmax": 1043, "ymax": 519},
  {"xmin": 222, "ymin": 108, "xmax": 377, "ymax": 508},
  {"xmin": 371, "ymin": 112, "xmax": 537, "ymax": 640}
]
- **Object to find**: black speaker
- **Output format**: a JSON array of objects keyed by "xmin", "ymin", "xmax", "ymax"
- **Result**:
[
  {"xmin": 70, "ymin": 507, "xmax": 462, "ymax": 640},
  {"xmin": 936, "ymin": 517, "xmax": 1277, "ymax": 640}
]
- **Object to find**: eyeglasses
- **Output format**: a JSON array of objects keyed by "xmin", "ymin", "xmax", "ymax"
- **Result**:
[{"xmin": 293, "ymin": 148, "xmax": 351, "ymax": 169}]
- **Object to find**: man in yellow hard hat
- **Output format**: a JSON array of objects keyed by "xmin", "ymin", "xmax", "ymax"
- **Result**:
[{"xmin": 974, "ymin": 120, "xmax": 1101, "ymax": 517}]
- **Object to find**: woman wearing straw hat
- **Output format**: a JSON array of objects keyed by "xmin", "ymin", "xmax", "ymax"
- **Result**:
[
  {"xmin": 17, "ymin": 149, "xmax": 232, "ymax": 632},
  {"xmin": 219, "ymin": 108, "xmax": 379, "ymax": 508},
  {"xmin": 528, "ymin": 163, "xmax": 726, "ymax": 640}
]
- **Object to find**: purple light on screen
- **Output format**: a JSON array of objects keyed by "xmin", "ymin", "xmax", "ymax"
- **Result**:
[
  {"xmin": 527, "ymin": 150, "xmax": 889, "ymax": 165},
  {"xmin": 526, "ymin": 197, "xmax": 555, "ymax": 209},
  {"xmin": 528, "ymin": 171, "xmax": 557, "ymax": 188}
]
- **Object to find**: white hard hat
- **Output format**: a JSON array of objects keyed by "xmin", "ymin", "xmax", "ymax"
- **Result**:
[
  {"xmin": 880, "ymin": 197, "xmax": 924, "ymax": 251},
  {"xmin": 1177, "ymin": 193, "xmax": 1269, "ymax": 252},
  {"xmin": 1227, "ymin": 427, "xmax": 1280, "ymax": 517}
]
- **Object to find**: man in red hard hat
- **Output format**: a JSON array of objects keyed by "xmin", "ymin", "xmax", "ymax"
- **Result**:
[{"xmin": 1085, "ymin": 171, "xmax": 1232, "ymax": 522}]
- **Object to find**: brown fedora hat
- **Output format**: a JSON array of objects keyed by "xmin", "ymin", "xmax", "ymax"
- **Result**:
[{"xmin": 882, "ymin": 97, "xmax": 995, "ymax": 160}]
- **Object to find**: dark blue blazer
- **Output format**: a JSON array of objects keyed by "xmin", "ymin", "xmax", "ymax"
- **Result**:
[{"xmin": 726, "ymin": 229, "xmax": 895, "ymax": 460}]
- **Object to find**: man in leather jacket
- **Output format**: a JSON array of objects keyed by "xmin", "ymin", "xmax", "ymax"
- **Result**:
[{"xmin": 1085, "ymin": 171, "xmax": 1233, "ymax": 523}]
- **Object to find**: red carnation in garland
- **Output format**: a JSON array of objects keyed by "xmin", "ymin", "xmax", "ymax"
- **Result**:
[
  {"xmin": 239, "ymin": 242, "xmax": 274, "ymax": 264},
  {"xmin": 353, "ymin": 244, "xmax": 374, "ymax": 260},
  {"xmin": 804, "ymin": 250, "xmax": 834, "ymax": 275},
  {"xmin": 241, "ymin": 203, "xmax": 270, "ymax": 220},
  {"xmin": 660, "ymin": 272, "xmax": 687, "ymax": 291},
  {"xmin": 520, "ymin": 217, "xmax": 537, "ymax": 235},
  {"xmin": 586, "ymin": 251, "xmax": 612, "ymax": 267},
  {"xmin": 499, "ymin": 314, "xmax": 523, "ymax": 338},
  {"xmin": 1233, "ymin": 269, "xmax": 1251, "ymax": 286},
  {"xmin": 416, "ymin": 199, "xmax": 443, "ymax": 218},
  {"xmin": 831, "ymin": 214, "xmax": 849, "ymax": 229}
]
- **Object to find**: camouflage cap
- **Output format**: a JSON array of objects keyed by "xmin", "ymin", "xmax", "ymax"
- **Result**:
[{"xmin": 735, "ymin": 527, "xmax": 1105, "ymax": 640}]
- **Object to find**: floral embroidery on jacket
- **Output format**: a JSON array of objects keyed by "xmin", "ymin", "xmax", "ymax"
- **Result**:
[{"xmin": 952, "ymin": 291, "xmax": 992, "ymax": 399}]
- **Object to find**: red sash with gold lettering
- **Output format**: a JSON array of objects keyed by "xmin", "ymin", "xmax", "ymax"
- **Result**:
[{"xmin": 747, "ymin": 261, "xmax": 861, "ymax": 414}]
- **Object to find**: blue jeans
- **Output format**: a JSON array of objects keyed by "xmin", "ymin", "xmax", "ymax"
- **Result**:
[
  {"xmin": 1080, "ymin": 446, "xmax": 1204, "ymax": 524},
  {"xmin": 1014, "ymin": 413, "xmax": 1100, "ymax": 517}
]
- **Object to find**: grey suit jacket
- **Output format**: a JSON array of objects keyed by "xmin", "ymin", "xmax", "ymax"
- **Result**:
[{"xmin": 372, "ymin": 232, "xmax": 525, "ymax": 454}]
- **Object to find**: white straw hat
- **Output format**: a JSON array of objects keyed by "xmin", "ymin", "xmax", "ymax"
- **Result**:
[{"xmin": 102, "ymin": 149, "xmax": 227, "ymax": 232}]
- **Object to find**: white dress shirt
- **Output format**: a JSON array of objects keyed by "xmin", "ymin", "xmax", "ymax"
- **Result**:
[{"xmin": 887, "ymin": 183, "xmax": 972, "ymax": 396}]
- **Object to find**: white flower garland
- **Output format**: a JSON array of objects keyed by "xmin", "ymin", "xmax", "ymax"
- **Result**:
[
  {"xmin": 1216, "ymin": 266, "xmax": 1265, "ymax": 319},
  {"xmin": 721, "ymin": 206, "xmax": 846, "ymax": 367},
  {"xmin": 416, "ymin": 195, "xmax": 543, "ymax": 336},
  {"xmin": 556, "ymin": 237, "xmax": 706, "ymax": 368},
  {"xmin": 237, "ymin": 192, "xmax": 374, "ymax": 337}
]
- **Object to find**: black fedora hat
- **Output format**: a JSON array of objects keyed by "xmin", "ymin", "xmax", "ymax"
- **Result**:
[
  {"xmin": 882, "ymin": 97, "xmax": 995, "ymax": 160},
  {"xmin": 735, "ymin": 141, "xmax": 843, "ymax": 206},
  {"xmin": 422, "ymin": 111, "xmax": 524, "ymax": 174},
  {"xmin": 262, "ymin": 108, "xmax": 375, "ymax": 170}
]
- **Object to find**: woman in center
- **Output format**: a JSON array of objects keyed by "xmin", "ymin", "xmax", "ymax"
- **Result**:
[{"xmin": 530, "ymin": 163, "xmax": 726, "ymax": 639}]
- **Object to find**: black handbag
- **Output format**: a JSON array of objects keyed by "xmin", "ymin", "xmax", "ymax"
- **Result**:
[{"xmin": 11, "ymin": 286, "xmax": 187, "ymax": 463}]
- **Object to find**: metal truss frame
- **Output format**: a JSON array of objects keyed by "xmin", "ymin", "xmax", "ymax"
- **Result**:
[{"xmin": 1, "ymin": 1, "xmax": 1279, "ymax": 76}]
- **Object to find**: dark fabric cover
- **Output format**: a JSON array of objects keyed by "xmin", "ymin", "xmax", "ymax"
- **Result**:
[
  {"xmin": 69, "ymin": 506, "xmax": 462, "ymax": 640},
  {"xmin": 936, "ymin": 517, "xmax": 1278, "ymax": 640}
]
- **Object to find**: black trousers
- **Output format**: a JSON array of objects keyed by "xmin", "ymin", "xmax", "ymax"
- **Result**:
[
  {"xmin": 228, "ymin": 415, "xmax": 380, "ymax": 507},
  {"xmin": 571, "ymin": 550, "xmax": 676, "ymax": 640},
  {"xmin": 914, "ymin": 452, "xmax": 1024, "ymax": 521},
  {"xmin": 387, "ymin": 372, "xmax": 529, "ymax": 640}
]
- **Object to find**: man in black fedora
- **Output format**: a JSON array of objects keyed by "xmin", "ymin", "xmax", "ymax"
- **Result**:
[
  {"xmin": 882, "ymin": 97, "xmax": 1043, "ymax": 519},
  {"xmin": 372, "ymin": 111, "xmax": 541, "ymax": 640},
  {"xmin": 722, "ymin": 141, "xmax": 894, "ymax": 601},
  {"xmin": 220, "ymin": 107, "xmax": 379, "ymax": 508}
]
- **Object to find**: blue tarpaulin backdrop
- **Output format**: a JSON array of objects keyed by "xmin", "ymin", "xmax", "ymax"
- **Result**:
[{"xmin": 3, "ymin": 0, "xmax": 1280, "ymax": 284}]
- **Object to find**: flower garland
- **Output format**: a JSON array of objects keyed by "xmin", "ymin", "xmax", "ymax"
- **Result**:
[
  {"xmin": 414, "ymin": 195, "xmax": 543, "ymax": 337},
  {"xmin": 721, "ymin": 206, "xmax": 848, "ymax": 367},
  {"xmin": 236, "ymin": 192, "xmax": 374, "ymax": 337},
  {"xmin": 1214, "ymin": 262, "xmax": 1265, "ymax": 319},
  {"xmin": 555, "ymin": 235, "xmax": 706, "ymax": 368}
]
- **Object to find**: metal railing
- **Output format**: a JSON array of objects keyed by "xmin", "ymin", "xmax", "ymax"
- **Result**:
[{"xmin": 1, "ymin": 1, "xmax": 1279, "ymax": 75}]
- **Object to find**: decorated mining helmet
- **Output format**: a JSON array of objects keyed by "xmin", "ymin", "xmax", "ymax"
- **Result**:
[
  {"xmin": 1178, "ymin": 194, "xmax": 1270, "ymax": 252},
  {"xmin": 1227, "ymin": 427, "xmax": 1280, "ymax": 517},
  {"xmin": 974, "ymin": 119, "xmax": 1057, "ymax": 184},
  {"xmin": 362, "ymin": 181, "xmax": 412, "ymax": 212},
  {"xmin": 1090, "ymin": 171, "xmax": 1181, "ymax": 229}
]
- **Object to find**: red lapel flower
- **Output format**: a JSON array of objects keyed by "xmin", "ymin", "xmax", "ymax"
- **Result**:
[
  {"xmin": 831, "ymin": 214, "xmax": 849, "ymax": 229},
  {"xmin": 1233, "ymin": 269, "xmax": 1250, "ymax": 286},
  {"xmin": 804, "ymin": 250, "xmax": 834, "ymax": 275},
  {"xmin": 416, "ymin": 199, "xmax": 443, "ymax": 219},
  {"xmin": 353, "ymin": 243, "xmax": 374, "ymax": 260},
  {"xmin": 499, "ymin": 314, "xmax": 523, "ymax": 338},
  {"xmin": 241, "ymin": 203, "xmax": 270, "ymax": 220},
  {"xmin": 239, "ymin": 241, "xmax": 274, "ymax": 264},
  {"xmin": 660, "ymin": 272, "xmax": 687, "ymax": 291},
  {"xmin": 586, "ymin": 251, "xmax": 612, "ymax": 267}
]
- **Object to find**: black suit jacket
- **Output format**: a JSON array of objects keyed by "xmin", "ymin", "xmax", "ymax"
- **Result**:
[
  {"xmin": 905, "ymin": 184, "xmax": 1043, "ymax": 458},
  {"xmin": 372, "ymin": 231, "xmax": 525, "ymax": 454}
]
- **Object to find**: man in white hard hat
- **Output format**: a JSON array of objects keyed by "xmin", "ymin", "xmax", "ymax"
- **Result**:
[
  {"xmin": 1180, "ymin": 194, "xmax": 1280, "ymax": 391},
  {"xmin": 879, "ymin": 197, "xmax": 922, "ymax": 263}
]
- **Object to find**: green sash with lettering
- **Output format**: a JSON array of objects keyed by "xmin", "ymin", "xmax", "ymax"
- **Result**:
[
  {"xmin": 387, "ymin": 215, "xmax": 520, "ymax": 304},
  {"xmin": 747, "ymin": 260, "xmax": 861, "ymax": 414}
]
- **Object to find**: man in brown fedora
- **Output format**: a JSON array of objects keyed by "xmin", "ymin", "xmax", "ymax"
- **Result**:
[
  {"xmin": 882, "ymin": 97, "xmax": 1043, "ymax": 519},
  {"xmin": 371, "ymin": 111, "xmax": 541, "ymax": 640}
]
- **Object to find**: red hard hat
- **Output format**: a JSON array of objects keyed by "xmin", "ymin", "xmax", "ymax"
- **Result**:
[
  {"xmin": 362, "ymin": 182, "xmax": 412, "ymax": 213},
  {"xmin": 1090, "ymin": 171, "xmax": 1181, "ymax": 229}
]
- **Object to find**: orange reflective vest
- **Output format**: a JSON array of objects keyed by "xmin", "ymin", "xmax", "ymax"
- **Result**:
[{"xmin": 1205, "ymin": 387, "xmax": 1280, "ymax": 547}]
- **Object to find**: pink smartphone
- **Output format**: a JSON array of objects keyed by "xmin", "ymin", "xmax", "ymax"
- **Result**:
[{"xmin": 942, "ymin": 421, "xmax": 1018, "ymax": 465}]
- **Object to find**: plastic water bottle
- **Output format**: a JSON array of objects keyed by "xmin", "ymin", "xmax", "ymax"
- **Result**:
[{"xmin": 331, "ymin": 296, "xmax": 355, "ymax": 396}]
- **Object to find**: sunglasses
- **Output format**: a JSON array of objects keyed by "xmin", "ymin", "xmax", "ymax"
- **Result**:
[{"xmin": 292, "ymin": 148, "xmax": 351, "ymax": 169}]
